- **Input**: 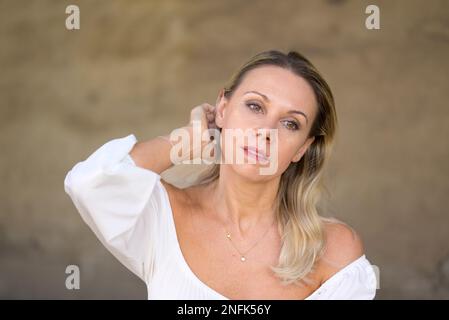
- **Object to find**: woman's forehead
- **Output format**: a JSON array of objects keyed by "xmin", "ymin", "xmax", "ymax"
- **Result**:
[{"xmin": 233, "ymin": 65, "xmax": 317, "ymax": 117}]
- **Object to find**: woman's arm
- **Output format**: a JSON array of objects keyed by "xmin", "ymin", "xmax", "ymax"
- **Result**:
[
  {"xmin": 129, "ymin": 135, "xmax": 175, "ymax": 174},
  {"xmin": 63, "ymin": 103, "xmax": 216, "ymax": 285}
]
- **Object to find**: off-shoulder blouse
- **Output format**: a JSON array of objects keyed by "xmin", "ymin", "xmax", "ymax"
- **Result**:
[{"xmin": 64, "ymin": 134, "xmax": 378, "ymax": 300}]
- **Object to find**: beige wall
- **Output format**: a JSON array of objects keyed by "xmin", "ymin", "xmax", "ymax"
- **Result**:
[{"xmin": 1, "ymin": 0, "xmax": 448, "ymax": 299}]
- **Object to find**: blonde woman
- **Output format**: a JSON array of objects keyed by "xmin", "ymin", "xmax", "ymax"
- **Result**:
[{"xmin": 64, "ymin": 50, "xmax": 377, "ymax": 299}]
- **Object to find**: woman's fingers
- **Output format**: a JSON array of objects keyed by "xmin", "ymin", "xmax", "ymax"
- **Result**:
[
  {"xmin": 183, "ymin": 103, "xmax": 219, "ymax": 160},
  {"xmin": 189, "ymin": 105, "xmax": 204, "ymax": 124},
  {"xmin": 190, "ymin": 103, "xmax": 217, "ymax": 130},
  {"xmin": 202, "ymin": 103, "xmax": 215, "ymax": 112},
  {"xmin": 203, "ymin": 104, "xmax": 217, "ymax": 129}
]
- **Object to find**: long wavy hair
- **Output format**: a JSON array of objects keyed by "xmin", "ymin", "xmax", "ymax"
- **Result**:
[{"xmin": 193, "ymin": 49, "xmax": 338, "ymax": 286}]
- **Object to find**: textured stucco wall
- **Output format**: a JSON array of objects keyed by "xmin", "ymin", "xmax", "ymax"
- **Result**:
[{"xmin": 1, "ymin": 0, "xmax": 448, "ymax": 299}]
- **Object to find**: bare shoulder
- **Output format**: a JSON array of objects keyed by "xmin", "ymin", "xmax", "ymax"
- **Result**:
[
  {"xmin": 160, "ymin": 180, "xmax": 178, "ymax": 194},
  {"xmin": 160, "ymin": 180, "xmax": 201, "ymax": 208},
  {"xmin": 319, "ymin": 217, "xmax": 365, "ymax": 275},
  {"xmin": 160, "ymin": 180, "xmax": 189, "ymax": 206}
]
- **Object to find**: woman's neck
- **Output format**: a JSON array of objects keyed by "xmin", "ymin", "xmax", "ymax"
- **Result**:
[{"xmin": 209, "ymin": 165, "xmax": 280, "ymax": 237}]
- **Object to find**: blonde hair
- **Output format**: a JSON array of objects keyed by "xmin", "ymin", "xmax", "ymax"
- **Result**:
[{"xmin": 195, "ymin": 50, "xmax": 338, "ymax": 286}]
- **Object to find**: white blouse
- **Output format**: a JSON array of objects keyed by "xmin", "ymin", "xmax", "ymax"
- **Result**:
[{"xmin": 64, "ymin": 134, "xmax": 378, "ymax": 300}]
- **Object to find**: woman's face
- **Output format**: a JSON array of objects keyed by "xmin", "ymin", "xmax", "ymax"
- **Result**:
[{"xmin": 215, "ymin": 65, "xmax": 317, "ymax": 181}]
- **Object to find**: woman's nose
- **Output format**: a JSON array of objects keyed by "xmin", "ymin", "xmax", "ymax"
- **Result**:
[
  {"xmin": 252, "ymin": 127, "xmax": 276, "ymax": 144},
  {"xmin": 255, "ymin": 129, "xmax": 271, "ymax": 142}
]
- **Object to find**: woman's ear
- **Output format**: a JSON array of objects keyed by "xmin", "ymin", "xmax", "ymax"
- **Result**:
[
  {"xmin": 292, "ymin": 136, "xmax": 315, "ymax": 163},
  {"xmin": 215, "ymin": 88, "xmax": 227, "ymax": 129}
]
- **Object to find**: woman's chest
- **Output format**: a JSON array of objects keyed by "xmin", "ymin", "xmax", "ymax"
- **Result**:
[{"xmin": 172, "ymin": 207, "xmax": 322, "ymax": 300}]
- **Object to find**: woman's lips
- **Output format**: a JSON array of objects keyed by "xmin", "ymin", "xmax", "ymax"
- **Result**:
[{"xmin": 242, "ymin": 146, "xmax": 269, "ymax": 163}]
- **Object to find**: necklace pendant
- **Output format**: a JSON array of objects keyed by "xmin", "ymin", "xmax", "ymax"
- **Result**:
[{"xmin": 240, "ymin": 256, "xmax": 246, "ymax": 262}]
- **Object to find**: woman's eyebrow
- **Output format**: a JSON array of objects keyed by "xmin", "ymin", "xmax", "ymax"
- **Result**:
[
  {"xmin": 287, "ymin": 110, "xmax": 308, "ymax": 124},
  {"xmin": 244, "ymin": 90, "xmax": 308, "ymax": 124},
  {"xmin": 244, "ymin": 90, "xmax": 270, "ymax": 101}
]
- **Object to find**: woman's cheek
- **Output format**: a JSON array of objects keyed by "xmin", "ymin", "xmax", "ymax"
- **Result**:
[{"xmin": 273, "ymin": 145, "xmax": 288, "ymax": 167}]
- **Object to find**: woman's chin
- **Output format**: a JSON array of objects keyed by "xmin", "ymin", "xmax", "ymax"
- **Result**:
[{"xmin": 226, "ymin": 162, "xmax": 275, "ymax": 181}]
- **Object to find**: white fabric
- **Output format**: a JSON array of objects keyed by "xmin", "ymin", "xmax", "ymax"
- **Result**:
[{"xmin": 64, "ymin": 134, "xmax": 378, "ymax": 300}]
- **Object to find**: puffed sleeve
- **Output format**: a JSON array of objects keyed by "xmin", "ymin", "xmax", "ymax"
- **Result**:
[
  {"xmin": 309, "ymin": 255, "xmax": 378, "ymax": 300},
  {"xmin": 64, "ymin": 134, "xmax": 164, "ymax": 285}
]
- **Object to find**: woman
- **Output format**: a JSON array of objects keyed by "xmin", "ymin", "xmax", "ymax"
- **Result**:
[{"xmin": 64, "ymin": 50, "xmax": 377, "ymax": 299}]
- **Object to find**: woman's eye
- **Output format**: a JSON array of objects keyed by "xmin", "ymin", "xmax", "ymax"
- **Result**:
[
  {"xmin": 246, "ymin": 102, "xmax": 263, "ymax": 113},
  {"xmin": 245, "ymin": 102, "xmax": 299, "ymax": 131},
  {"xmin": 282, "ymin": 120, "xmax": 299, "ymax": 131}
]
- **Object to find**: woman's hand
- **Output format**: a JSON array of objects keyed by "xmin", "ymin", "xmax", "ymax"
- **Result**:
[
  {"xmin": 130, "ymin": 103, "xmax": 219, "ymax": 173},
  {"xmin": 169, "ymin": 103, "xmax": 218, "ymax": 162},
  {"xmin": 189, "ymin": 102, "xmax": 218, "ymax": 130}
]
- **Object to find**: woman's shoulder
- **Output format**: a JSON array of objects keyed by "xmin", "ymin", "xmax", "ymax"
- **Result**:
[
  {"xmin": 318, "ymin": 217, "xmax": 366, "ymax": 282},
  {"xmin": 309, "ymin": 217, "xmax": 377, "ymax": 299},
  {"xmin": 160, "ymin": 180, "xmax": 190, "ymax": 206},
  {"xmin": 160, "ymin": 180, "xmax": 205, "ymax": 213}
]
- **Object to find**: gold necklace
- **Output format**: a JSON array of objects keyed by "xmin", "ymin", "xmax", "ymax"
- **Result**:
[{"xmin": 223, "ymin": 216, "xmax": 276, "ymax": 262}]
